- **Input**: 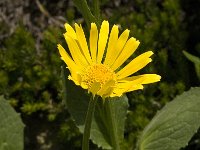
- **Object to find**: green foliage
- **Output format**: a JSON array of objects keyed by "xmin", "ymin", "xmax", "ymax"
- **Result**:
[
  {"xmin": 0, "ymin": 96, "xmax": 24, "ymax": 150},
  {"xmin": 0, "ymin": 25, "xmax": 62, "ymax": 115},
  {"xmin": 138, "ymin": 87, "xmax": 200, "ymax": 150},
  {"xmin": 4, "ymin": 27, "xmax": 35, "ymax": 69}
]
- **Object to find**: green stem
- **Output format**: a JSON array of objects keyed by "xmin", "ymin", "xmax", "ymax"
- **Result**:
[
  {"xmin": 93, "ymin": 0, "xmax": 101, "ymax": 26},
  {"xmin": 107, "ymin": 100, "xmax": 120, "ymax": 150},
  {"xmin": 82, "ymin": 96, "xmax": 98, "ymax": 150},
  {"xmin": 72, "ymin": 0, "xmax": 99, "ymax": 28}
]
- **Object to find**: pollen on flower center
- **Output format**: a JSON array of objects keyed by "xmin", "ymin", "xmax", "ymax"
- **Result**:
[{"xmin": 81, "ymin": 64, "xmax": 116, "ymax": 88}]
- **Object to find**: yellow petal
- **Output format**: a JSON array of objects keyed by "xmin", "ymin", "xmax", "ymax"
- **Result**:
[
  {"xmin": 75, "ymin": 24, "xmax": 92, "ymax": 63},
  {"xmin": 127, "ymin": 84, "xmax": 144, "ymax": 92},
  {"xmin": 117, "ymin": 51, "xmax": 154, "ymax": 79},
  {"xmin": 111, "ymin": 83, "xmax": 143, "ymax": 97},
  {"xmin": 97, "ymin": 80, "xmax": 115, "ymax": 96},
  {"xmin": 57, "ymin": 44, "xmax": 81, "ymax": 71},
  {"xmin": 64, "ymin": 34, "xmax": 89, "ymax": 67},
  {"xmin": 141, "ymin": 74, "xmax": 161, "ymax": 84},
  {"xmin": 111, "ymin": 37, "xmax": 140, "ymax": 71},
  {"xmin": 64, "ymin": 23, "xmax": 77, "ymax": 39},
  {"xmin": 68, "ymin": 73, "xmax": 82, "ymax": 86},
  {"xmin": 89, "ymin": 82, "xmax": 101, "ymax": 96},
  {"xmin": 90, "ymin": 23, "xmax": 98, "ymax": 62},
  {"xmin": 120, "ymin": 74, "xmax": 161, "ymax": 84},
  {"xmin": 97, "ymin": 20, "xmax": 109, "ymax": 63},
  {"xmin": 107, "ymin": 29, "xmax": 130, "ymax": 67},
  {"xmin": 103, "ymin": 25, "xmax": 119, "ymax": 65},
  {"xmin": 80, "ymin": 82, "xmax": 88, "ymax": 89},
  {"xmin": 102, "ymin": 87, "xmax": 114, "ymax": 98}
]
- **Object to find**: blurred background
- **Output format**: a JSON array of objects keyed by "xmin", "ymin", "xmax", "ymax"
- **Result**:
[{"xmin": 0, "ymin": 0, "xmax": 200, "ymax": 149}]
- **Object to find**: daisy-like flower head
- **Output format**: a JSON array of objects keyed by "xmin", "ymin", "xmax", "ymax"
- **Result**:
[{"xmin": 58, "ymin": 20, "xmax": 161, "ymax": 98}]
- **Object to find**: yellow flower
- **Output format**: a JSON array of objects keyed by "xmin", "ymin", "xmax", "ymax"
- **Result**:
[{"xmin": 58, "ymin": 20, "xmax": 161, "ymax": 98}]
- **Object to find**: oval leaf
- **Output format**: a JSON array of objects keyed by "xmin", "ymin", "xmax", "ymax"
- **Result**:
[
  {"xmin": 0, "ymin": 96, "xmax": 24, "ymax": 150},
  {"xmin": 138, "ymin": 87, "xmax": 200, "ymax": 150}
]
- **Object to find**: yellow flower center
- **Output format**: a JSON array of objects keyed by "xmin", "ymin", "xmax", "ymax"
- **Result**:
[{"xmin": 82, "ymin": 64, "xmax": 116, "ymax": 89}]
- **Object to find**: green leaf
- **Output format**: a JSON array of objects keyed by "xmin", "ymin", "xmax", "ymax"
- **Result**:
[
  {"xmin": 183, "ymin": 50, "xmax": 200, "ymax": 79},
  {"xmin": 183, "ymin": 50, "xmax": 200, "ymax": 64},
  {"xmin": 0, "ymin": 96, "xmax": 24, "ymax": 150},
  {"xmin": 138, "ymin": 87, "xmax": 200, "ymax": 150},
  {"xmin": 61, "ymin": 66, "xmax": 89, "ymax": 132},
  {"xmin": 62, "ymin": 67, "xmax": 129, "ymax": 149}
]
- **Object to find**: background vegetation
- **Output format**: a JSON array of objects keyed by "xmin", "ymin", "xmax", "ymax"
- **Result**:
[{"xmin": 0, "ymin": 0, "xmax": 199, "ymax": 149}]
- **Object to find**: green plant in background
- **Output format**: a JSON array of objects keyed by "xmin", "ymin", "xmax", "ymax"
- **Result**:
[
  {"xmin": 0, "ymin": 25, "xmax": 58, "ymax": 114},
  {"xmin": 0, "ymin": 24, "xmax": 66, "ymax": 116}
]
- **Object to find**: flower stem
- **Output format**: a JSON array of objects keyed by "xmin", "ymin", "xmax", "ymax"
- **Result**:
[
  {"xmin": 82, "ymin": 96, "xmax": 98, "ymax": 150},
  {"xmin": 93, "ymin": 0, "xmax": 101, "ymax": 26},
  {"xmin": 72, "ymin": 0, "xmax": 98, "ymax": 28},
  {"xmin": 107, "ymin": 100, "xmax": 121, "ymax": 150}
]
